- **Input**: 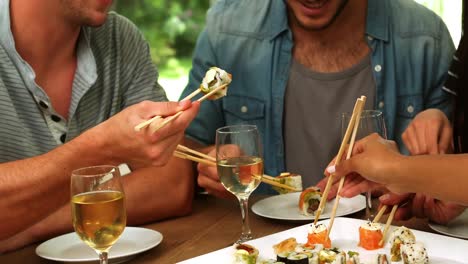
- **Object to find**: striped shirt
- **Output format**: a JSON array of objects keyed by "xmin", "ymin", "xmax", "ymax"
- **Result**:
[{"xmin": 0, "ymin": 0, "xmax": 167, "ymax": 162}]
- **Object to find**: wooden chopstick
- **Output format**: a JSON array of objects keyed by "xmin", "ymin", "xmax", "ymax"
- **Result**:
[
  {"xmin": 373, "ymin": 205, "xmax": 388, "ymax": 223},
  {"xmin": 173, "ymin": 144, "xmax": 299, "ymax": 191},
  {"xmin": 327, "ymin": 96, "xmax": 366, "ymax": 236},
  {"xmin": 252, "ymin": 175, "xmax": 300, "ymax": 191},
  {"xmin": 176, "ymin": 145, "xmax": 216, "ymax": 162},
  {"xmin": 173, "ymin": 150, "xmax": 217, "ymax": 167},
  {"xmin": 134, "ymin": 89, "xmax": 203, "ymax": 132},
  {"xmin": 379, "ymin": 204, "xmax": 398, "ymax": 246},
  {"xmin": 314, "ymin": 97, "xmax": 363, "ymax": 225},
  {"xmin": 151, "ymin": 84, "xmax": 229, "ymax": 133}
]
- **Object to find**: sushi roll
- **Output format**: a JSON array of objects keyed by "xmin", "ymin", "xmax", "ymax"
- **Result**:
[
  {"xmin": 318, "ymin": 248, "xmax": 346, "ymax": 264},
  {"xmin": 233, "ymin": 243, "xmax": 258, "ymax": 264},
  {"xmin": 260, "ymin": 260, "xmax": 286, "ymax": 264},
  {"xmin": 276, "ymin": 251, "xmax": 291, "ymax": 263},
  {"xmin": 274, "ymin": 237, "xmax": 298, "ymax": 255},
  {"xmin": 358, "ymin": 221, "xmax": 383, "ymax": 250},
  {"xmin": 400, "ymin": 242, "xmax": 429, "ymax": 264},
  {"xmin": 199, "ymin": 67, "xmax": 232, "ymax": 100},
  {"xmin": 272, "ymin": 172, "xmax": 303, "ymax": 194},
  {"xmin": 376, "ymin": 254, "xmax": 389, "ymax": 264},
  {"xmin": 346, "ymin": 251, "xmax": 360, "ymax": 264},
  {"xmin": 287, "ymin": 252, "xmax": 309, "ymax": 264},
  {"xmin": 389, "ymin": 226, "xmax": 416, "ymax": 261},
  {"xmin": 299, "ymin": 187, "xmax": 322, "ymax": 216},
  {"xmin": 306, "ymin": 223, "xmax": 332, "ymax": 248}
]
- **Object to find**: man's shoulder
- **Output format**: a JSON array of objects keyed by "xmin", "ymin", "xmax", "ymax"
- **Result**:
[
  {"xmin": 387, "ymin": 0, "xmax": 448, "ymax": 38},
  {"xmin": 206, "ymin": 0, "xmax": 287, "ymax": 39}
]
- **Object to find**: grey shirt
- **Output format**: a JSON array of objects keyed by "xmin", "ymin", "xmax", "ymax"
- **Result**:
[
  {"xmin": 0, "ymin": 0, "xmax": 166, "ymax": 162},
  {"xmin": 284, "ymin": 56, "xmax": 375, "ymax": 187}
]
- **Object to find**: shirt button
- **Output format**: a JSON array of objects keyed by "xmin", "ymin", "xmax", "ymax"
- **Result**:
[
  {"xmin": 407, "ymin": 105, "xmax": 414, "ymax": 113},
  {"xmin": 51, "ymin": 115, "xmax": 61, "ymax": 122},
  {"xmin": 378, "ymin": 101, "xmax": 384, "ymax": 108},
  {"xmin": 39, "ymin": 101, "xmax": 48, "ymax": 109},
  {"xmin": 374, "ymin": 65, "xmax": 382, "ymax": 72},
  {"xmin": 241, "ymin": 106, "xmax": 248, "ymax": 113},
  {"xmin": 60, "ymin": 133, "xmax": 66, "ymax": 143},
  {"xmin": 367, "ymin": 36, "xmax": 373, "ymax": 41}
]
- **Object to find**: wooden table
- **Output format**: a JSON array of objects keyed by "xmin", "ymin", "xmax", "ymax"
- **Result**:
[{"xmin": 0, "ymin": 195, "xmax": 433, "ymax": 264}]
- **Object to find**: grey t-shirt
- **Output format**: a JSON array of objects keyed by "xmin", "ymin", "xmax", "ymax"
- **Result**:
[{"xmin": 284, "ymin": 56, "xmax": 375, "ymax": 187}]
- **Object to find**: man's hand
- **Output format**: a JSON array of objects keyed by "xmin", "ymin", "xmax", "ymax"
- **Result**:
[
  {"xmin": 402, "ymin": 109, "xmax": 452, "ymax": 155},
  {"xmin": 197, "ymin": 147, "xmax": 234, "ymax": 199},
  {"xmin": 84, "ymin": 100, "xmax": 200, "ymax": 167},
  {"xmin": 379, "ymin": 193, "xmax": 465, "ymax": 224}
]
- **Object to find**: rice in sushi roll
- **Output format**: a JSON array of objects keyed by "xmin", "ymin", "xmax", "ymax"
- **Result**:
[
  {"xmin": 272, "ymin": 172, "xmax": 303, "ymax": 194},
  {"xmin": 318, "ymin": 248, "xmax": 346, "ymax": 264},
  {"xmin": 389, "ymin": 226, "xmax": 416, "ymax": 261},
  {"xmin": 200, "ymin": 67, "xmax": 232, "ymax": 100},
  {"xmin": 400, "ymin": 242, "xmax": 429, "ymax": 264}
]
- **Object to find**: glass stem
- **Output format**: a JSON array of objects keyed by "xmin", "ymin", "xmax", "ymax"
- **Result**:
[
  {"xmin": 238, "ymin": 196, "xmax": 251, "ymax": 238},
  {"xmin": 99, "ymin": 251, "xmax": 109, "ymax": 264}
]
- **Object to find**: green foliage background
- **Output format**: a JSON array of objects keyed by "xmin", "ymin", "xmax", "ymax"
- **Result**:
[{"xmin": 113, "ymin": 0, "xmax": 210, "ymax": 78}]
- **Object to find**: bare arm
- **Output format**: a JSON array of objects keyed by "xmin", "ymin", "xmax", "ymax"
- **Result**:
[
  {"xmin": 333, "ymin": 134, "xmax": 468, "ymax": 206},
  {"xmin": 0, "ymin": 154, "xmax": 195, "ymax": 253},
  {"xmin": 0, "ymin": 100, "xmax": 199, "ymax": 240}
]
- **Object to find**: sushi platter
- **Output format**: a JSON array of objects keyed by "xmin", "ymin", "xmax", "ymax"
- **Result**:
[{"xmin": 178, "ymin": 217, "xmax": 468, "ymax": 263}]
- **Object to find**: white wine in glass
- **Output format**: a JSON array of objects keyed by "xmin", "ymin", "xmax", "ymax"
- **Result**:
[
  {"xmin": 71, "ymin": 165, "xmax": 126, "ymax": 264},
  {"xmin": 216, "ymin": 125, "xmax": 263, "ymax": 243}
]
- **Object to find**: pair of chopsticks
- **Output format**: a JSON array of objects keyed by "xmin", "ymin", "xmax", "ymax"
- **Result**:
[
  {"xmin": 173, "ymin": 145, "xmax": 299, "ymax": 191},
  {"xmin": 309, "ymin": 96, "xmax": 366, "ymax": 236},
  {"xmin": 134, "ymin": 84, "xmax": 228, "ymax": 133},
  {"xmin": 373, "ymin": 204, "xmax": 399, "ymax": 246}
]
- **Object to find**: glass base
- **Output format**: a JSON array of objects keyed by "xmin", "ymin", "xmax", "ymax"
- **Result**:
[{"xmin": 235, "ymin": 233, "xmax": 254, "ymax": 244}]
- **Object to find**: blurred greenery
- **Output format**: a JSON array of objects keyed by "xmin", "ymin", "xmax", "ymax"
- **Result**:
[{"xmin": 113, "ymin": 0, "xmax": 210, "ymax": 80}]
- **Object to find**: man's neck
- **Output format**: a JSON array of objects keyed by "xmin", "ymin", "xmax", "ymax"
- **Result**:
[
  {"xmin": 290, "ymin": 0, "xmax": 369, "ymax": 73},
  {"xmin": 10, "ymin": 0, "xmax": 80, "ymax": 74}
]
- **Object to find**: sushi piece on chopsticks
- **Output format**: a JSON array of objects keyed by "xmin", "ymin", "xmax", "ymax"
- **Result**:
[
  {"xmin": 233, "ymin": 243, "xmax": 259, "ymax": 264},
  {"xmin": 272, "ymin": 172, "xmax": 303, "ymax": 194},
  {"xmin": 298, "ymin": 187, "xmax": 321, "ymax": 216},
  {"xmin": 134, "ymin": 66, "xmax": 232, "ymax": 132},
  {"xmin": 358, "ymin": 222, "xmax": 383, "ymax": 250},
  {"xmin": 306, "ymin": 223, "xmax": 332, "ymax": 249}
]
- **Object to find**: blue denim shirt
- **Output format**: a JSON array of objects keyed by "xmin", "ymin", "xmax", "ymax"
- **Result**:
[{"xmin": 182, "ymin": 0, "xmax": 454, "ymax": 193}]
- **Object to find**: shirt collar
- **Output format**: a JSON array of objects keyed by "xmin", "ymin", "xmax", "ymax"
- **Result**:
[
  {"xmin": 365, "ymin": 0, "xmax": 389, "ymax": 42},
  {"xmin": 270, "ymin": 0, "xmax": 389, "ymax": 42},
  {"xmin": 0, "ymin": 0, "xmax": 97, "ymax": 86},
  {"xmin": 0, "ymin": 0, "xmax": 15, "ymax": 51}
]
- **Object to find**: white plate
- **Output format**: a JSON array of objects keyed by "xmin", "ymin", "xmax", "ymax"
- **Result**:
[
  {"xmin": 429, "ymin": 209, "xmax": 468, "ymax": 239},
  {"xmin": 251, "ymin": 193, "xmax": 365, "ymax": 221},
  {"xmin": 179, "ymin": 217, "xmax": 468, "ymax": 263},
  {"xmin": 36, "ymin": 227, "xmax": 163, "ymax": 263}
]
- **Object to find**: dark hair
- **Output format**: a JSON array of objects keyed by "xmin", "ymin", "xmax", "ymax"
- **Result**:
[{"xmin": 453, "ymin": 0, "xmax": 468, "ymax": 153}]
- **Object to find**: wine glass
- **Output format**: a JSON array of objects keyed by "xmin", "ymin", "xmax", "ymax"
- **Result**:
[
  {"xmin": 71, "ymin": 165, "xmax": 126, "ymax": 264},
  {"xmin": 216, "ymin": 125, "xmax": 263, "ymax": 244},
  {"xmin": 342, "ymin": 110, "xmax": 387, "ymax": 219}
]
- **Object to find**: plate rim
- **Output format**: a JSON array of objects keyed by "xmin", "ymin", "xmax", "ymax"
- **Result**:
[
  {"xmin": 428, "ymin": 209, "xmax": 468, "ymax": 239},
  {"xmin": 251, "ymin": 193, "xmax": 365, "ymax": 221},
  {"xmin": 35, "ymin": 226, "xmax": 163, "ymax": 262}
]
